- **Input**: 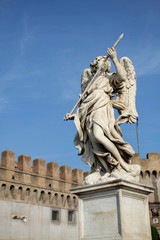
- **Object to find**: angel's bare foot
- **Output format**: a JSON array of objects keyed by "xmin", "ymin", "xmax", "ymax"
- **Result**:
[
  {"xmin": 121, "ymin": 163, "xmax": 140, "ymax": 176},
  {"xmin": 120, "ymin": 162, "xmax": 132, "ymax": 172},
  {"xmin": 128, "ymin": 164, "xmax": 140, "ymax": 176}
]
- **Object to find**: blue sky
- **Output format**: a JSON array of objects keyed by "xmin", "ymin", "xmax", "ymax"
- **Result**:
[{"xmin": 0, "ymin": 0, "xmax": 160, "ymax": 172}]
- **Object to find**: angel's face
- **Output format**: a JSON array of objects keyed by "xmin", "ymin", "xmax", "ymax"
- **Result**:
[
  {"xmin": 90, "ymin": 58, "xmax": 98, "ymax": 68},
  {"xmin": 90, "ymin": 56, "xmax": 110, "ymax": 73},
  {"xmin": 90, "ymin": 58, "xmax": 98, "ymax": 73}
]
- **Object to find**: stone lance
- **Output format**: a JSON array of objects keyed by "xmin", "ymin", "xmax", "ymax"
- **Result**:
[{"xmin": 64, "ymin": 33, "xmax": 124, "ymax": 121}]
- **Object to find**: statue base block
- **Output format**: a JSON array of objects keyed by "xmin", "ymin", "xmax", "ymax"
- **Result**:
[{"xmin": 71, "ymin": 179, "xmax": 154, "ymax": 240}]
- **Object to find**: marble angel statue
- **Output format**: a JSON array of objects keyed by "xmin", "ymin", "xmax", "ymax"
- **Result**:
[{"xmin": 65, "ymin": 39, "xmax": 140, "ymax": 185}]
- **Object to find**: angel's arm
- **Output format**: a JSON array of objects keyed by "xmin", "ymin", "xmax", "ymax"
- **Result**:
[{"xmin": 108, "ymin": 47, "xmax": 126, "ymax": 82}]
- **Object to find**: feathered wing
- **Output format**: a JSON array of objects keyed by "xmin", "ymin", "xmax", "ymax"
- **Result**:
[
  {"xmin": 115, "ymin": 57, "xmax": 138, "ymax": 125},
  {"xmin": 81, "ymin": 68, "xmax": 93, "ymax": 93}
]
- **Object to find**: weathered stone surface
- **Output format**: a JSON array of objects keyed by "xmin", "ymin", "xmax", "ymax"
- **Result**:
[
  {"xmin": 0, "ymin": 200, "xmax": 78, "ymax": 240},
  {"xmin": 47, "ymin": 162, "xmax": 59, "ymax": 179},
  {"xmin": 72, "ymin": 169, "xmax": 83, "ymax": 185},
  {"xmin": 60, "ymin": 165, "xmax": 72, "ymax": 182},
  {"xmin": 71, "ymin": 180, "xmax": 154, "ymax": 240},
  {"xmin": 65, "ymin": 41, "xmax": 140, "ymax": 184},
  {"xmin": 0, "ymin": 150, "xmax": 80, "ymax": 208},
  {"xmin": 18, "ymin": 155, "xmax": 31, "ymax": 172},
  {"xmin": 33, "ymin": 159, "xmax": 46, "ymax": 176},
  {"xmin": 1, "ymin": 150, "xmax": 15, "ymax": 169}
]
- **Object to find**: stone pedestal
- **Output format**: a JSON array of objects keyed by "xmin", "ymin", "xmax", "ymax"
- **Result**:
[{"xmin": 71, "ymin": 179, "xmax": 154, "ymax": 240}]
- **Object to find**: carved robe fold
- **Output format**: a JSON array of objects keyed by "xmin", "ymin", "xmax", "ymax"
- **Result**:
[{"xmin": 74, "ymin": 74, "xmax": 135, "ymax": 171}]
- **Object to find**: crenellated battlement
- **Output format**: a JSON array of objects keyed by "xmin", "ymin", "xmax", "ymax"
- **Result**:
[
  {"xmin": 132, "ymin": 153, "xmax": 160, "ymax": 203},
  {"xmin": 1, "ymin": 150, "xmax": 160, "ymax": 183},
  {"xmin": 0, "ymin": 150, "xmax": 89, "ymax": 186},
  {"xmin": 132, "ymin": 153, "xmax": 160, "ymax": 178},
  {"xmin": 1, "ymin": 150, "xmax": 160, "ymax": 205},
  {"xmin": 0, "ymin": 150, "xmax": 90, "ymax": 208}
]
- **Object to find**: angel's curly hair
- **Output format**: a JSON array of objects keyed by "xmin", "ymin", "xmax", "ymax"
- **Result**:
[
  {"xmin": 90, "ymin": 56, "xmax": 105, "ymax": 67},
  {"xmin": 90, "ymin": 56, "xmax": 111, "ymax": 73}
]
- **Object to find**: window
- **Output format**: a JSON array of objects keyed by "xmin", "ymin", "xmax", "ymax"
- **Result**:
[
  {"xmin": 1, "ymin": 184, "xmax": 6, "ymax": 194},
  {"xmin": 18, "ymin": 187, "xmax": 23, "ymax": 200},
  {"xmin": 151, "ymin": 208, "xmax": 159, "ymax": 217},
  {"xmin": 10, "ymin": 185, "xmax": 15, "ymax": 198},
  {"xmin": 51, "ymin": 209, "xmax": 60, "ymax": 222},
  {"xmin": 68, "ymin": 210, "xmax": 76, "ymax": 224}
]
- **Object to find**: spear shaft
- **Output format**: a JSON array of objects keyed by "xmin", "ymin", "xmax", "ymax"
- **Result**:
[{"xmin": 65, "ymin": 33, "xmax": 124, "ymax": 119}]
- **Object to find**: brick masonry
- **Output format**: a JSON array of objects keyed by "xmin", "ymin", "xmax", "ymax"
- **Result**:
[
  {"xmin": 0, "ymin": 150, "xmax": 90, "ymax": 210},
  {"xmin": 0, "ymin": 150, "xmax": 160, "ymax": 235}
]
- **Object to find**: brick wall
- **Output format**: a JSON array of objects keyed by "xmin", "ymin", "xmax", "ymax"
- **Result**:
[{"xmin": 0, "ymin": 150, "xmax": 89, "ymax": 209}]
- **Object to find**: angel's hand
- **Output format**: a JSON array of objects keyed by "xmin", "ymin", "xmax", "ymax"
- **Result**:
[
  {"xmin": 64, "ymin": 113, "xmax": 75, "ymax": 121},
  {"xmin": 107, "ymin": 47, "xmax": 117, "ymax": 61}
]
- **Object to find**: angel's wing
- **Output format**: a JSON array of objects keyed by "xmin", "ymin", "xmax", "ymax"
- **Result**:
[
  {"xmin": 115, "ymin": 57, "xmax": 138, "ymax": 125},
  {"xmin": 81, "ymin": 68, "xmax": 93, "ymax": 93}
]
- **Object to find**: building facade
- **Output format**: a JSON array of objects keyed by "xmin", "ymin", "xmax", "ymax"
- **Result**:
[
  {"xmin": 0, "ymin": 150, "xmax": 89, "ymax": 240},
  {"xmin": 0, "ymin": 150, "xmax": 160, "ymax": 239},
  {"xmin": 132, "ymin": 153, "xmax": 160, "ymax": 235}
]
